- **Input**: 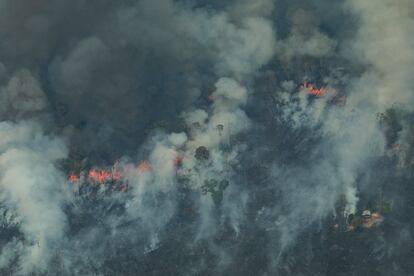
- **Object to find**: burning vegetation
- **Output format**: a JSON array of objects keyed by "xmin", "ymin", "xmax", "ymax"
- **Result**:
[
  {"xmin": 66, "ymin": 160, "xmax": 153, "ymax": 195},
  {"xmin": 300, "ymin": 82, "xmax": 347, "ymax": 105},
  {"xmin": 1, "ymin": 1, "xmax": 414, "ymax": 275},
  {"xmin": 301, "ymin": 82, "xmax": 336, "ymax": 97},
  {"xmin": 344, "ymin": 210, "xmax": 385, "ymax": 232}
]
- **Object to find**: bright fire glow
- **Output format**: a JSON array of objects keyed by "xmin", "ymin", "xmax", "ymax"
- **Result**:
[
  {"xmin": 136, "ymin": 160, "xmax": 151, "ymax": 173},
  {"xmin": 68, "ymin": 155, "xmax": 183, "ymax": 186},
  {"xmin": 301, "ymin": 82, "xmax": 336, "ymax": 97},
  {"xmin": 88, "ymin": 169, "xmax": 113, "ymax": 183},
  {"xmin": 68, "ymin": 161, "xmax": 151, "ymax": 185},
  {"xmin": 68, "ymin": 174, "xmax": 79, "ymax": 183}
]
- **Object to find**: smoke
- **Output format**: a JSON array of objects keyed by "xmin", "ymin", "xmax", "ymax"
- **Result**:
[
  {"xmin": 338, "ymin": 0, "xmax": 414, "ymax": 214},
  {"xmin": 245, "ymin": 1, "xmax": 413, "ymax": 272},
  {"xmin": 345, "ymin": 0, "xmax": 414, "ymax": 110},
  {"xmin": 276, "ymin": 9, "xmax": 337, "ymax": 60},
  {"xmin": 0, "ymin": 70, "xmax": 47, "ymax": 120},
  {"xmin": 0, "ymin": 121, "xmax": 68, "ymax": 274},
  {"xmin": 0, "ymin": 0, "xmax": 413, "ymax": 275}
]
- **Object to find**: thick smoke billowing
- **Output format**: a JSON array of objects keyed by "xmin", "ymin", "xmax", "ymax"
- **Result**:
[{"xmin": 0, "ymin": 0, "xmax": 413, "ymax": 275}]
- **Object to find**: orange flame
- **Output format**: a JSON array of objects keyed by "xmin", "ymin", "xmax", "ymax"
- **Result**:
[
  {"xmin": 301, "ymin": 82, "xmax": 336, "ymax": 97},
  {"xmin": 68, "ymin": 174, "xmax": 79, "ymax": 184},
  {"xmin": 88, "ymin": 169, "xmax": 113, "ymax": 183},
  {"xmin": 136, "ymin": 160, "xmax": 151, "ymax": 173},
  {"xmin": 66, "ymin": 157, "xmax": 181, "ymax": 188}
]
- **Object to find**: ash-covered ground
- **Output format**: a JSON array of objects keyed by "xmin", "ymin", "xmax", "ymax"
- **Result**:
[{"xmin": 0, "ymin": 1, "xmax": 413, "ymax": 275}]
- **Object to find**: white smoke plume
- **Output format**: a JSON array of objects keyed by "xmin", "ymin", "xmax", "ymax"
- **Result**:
[
  {"xmin": 276, "ymin": 9, "xmax": 337, "ymax": 60},
  {"xmin": 345, "ymin": 0, "xmax": 414, "ymax": 110},
  {"xmin": 0, "ymin": 121, "xmax": 68, "ymax": 273},
  {"xmin": 0, "ymin": 0, "xmax": 413, "ymax": 275}
]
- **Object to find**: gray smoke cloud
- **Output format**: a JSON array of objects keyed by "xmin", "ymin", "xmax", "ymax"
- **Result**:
[
  {"xmin": 0, "ymin": 120, "xmax": 68, "ymax": 273},
  {"xmin": 0, "ymin": 0, "xmax": 413, "ymax": 275},
  {"xmin": 345, "ymin": 0, "xmax": 414, "ymax": 110}
]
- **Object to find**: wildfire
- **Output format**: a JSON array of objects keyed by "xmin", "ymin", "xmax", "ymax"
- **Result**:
[
  {"xmin": 88, "ymin": 169, "xmax": 113, "ymax": 183},
  {"xmin": 300, "ymin": 82, "xmax": 336, "ymax": 97},
  {"xmin": 67, "ymin": 153, "xmax": 183, "ymax": 187},
  {"xmin": 136, "ymin": 160, "xmax": 151, "ymax": 173},
  {"xmin": 362, "ymin": 212, "xmax": 384, "ymax": 229},
  {"xmin": 300, "ymin": 82, "xmax": 348, "ymax": 106},
  {"xmin": 68, "ymin": 174, "xmax": 79, "ymax": 183}
]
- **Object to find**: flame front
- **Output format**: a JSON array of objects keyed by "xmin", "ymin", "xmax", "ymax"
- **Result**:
[
  {"xmin": 136, "ymin": 160, "xmax": 151, "ymax": 173},
  {"xmin": 88, "ymin": 169, "xmax": 113, "ymax": 183},
  {"xmin": 68, "ymin": 174, "xmax": 79, "ymax": 183},
  {"xmin": 67, "ymin": 156, "xmax": 182, "ymax": 186},
  {"xmin": 301, "ymin": 82, "xmax": 336, "ymax": 97}
]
